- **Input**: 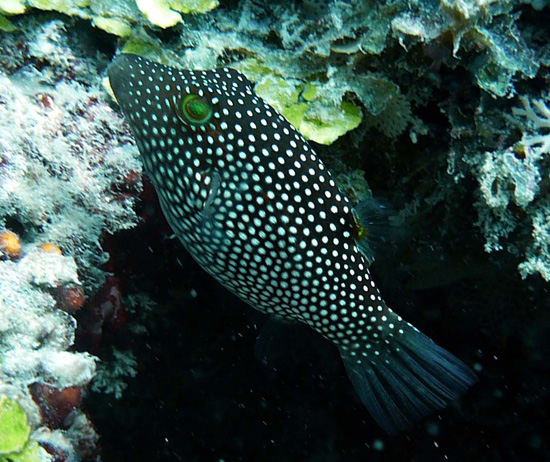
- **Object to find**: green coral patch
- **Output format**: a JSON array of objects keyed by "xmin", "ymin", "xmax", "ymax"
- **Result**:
[
  {"xmin": 255, "ymin": 75, "xmax": 302, "ymax": 109},
  {"xmin": 297, "ymin": 102, "xmax": 363, "ymax": 146},
  {"xmin": 254, "ymin": 74, "xmax": 362, "ymax": 145},
  {"xmin": 0, "ymin": 396, "xmax": 31, "ymax": 454},
  {"xmin": 301, "ymin": 82, "xmax": 318, "ymax": 102},
  {"xmin": 0, "ymin": 13, "xmax": 16, "ymax": 30},
  {"xmin": 122, "ymin": 35, "xmax": 162, "ymax": 56},
  {"xmin": 121, "ymin": 34, "xmax": 178, "ymax": 65},
  {"xmin": 0, "ymin": 441, "xmax": 47, "ymax": 462},
  {"xmin": 231, "ymin": 59, "xmax": 274, "ymax": 81},
  {"xmin": 0, "ymin": 397, "xmax": 49, "ymax": 462}
]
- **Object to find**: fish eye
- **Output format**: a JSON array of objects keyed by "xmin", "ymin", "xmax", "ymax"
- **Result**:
[{"xmin": 178, "ymin": 93, "xmax": 213, "ymax": 125}]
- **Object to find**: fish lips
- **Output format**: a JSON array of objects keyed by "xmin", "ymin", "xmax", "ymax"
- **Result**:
[{"xmin": 107, "ymin": 53, "xmax": 143, "ymax": 108}]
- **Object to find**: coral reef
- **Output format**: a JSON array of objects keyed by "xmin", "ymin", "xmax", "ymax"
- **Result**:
[
  {"xmin": 0, "ymin": 17, "xmax": 140, "ymax": 461},
  {"xmin": 475, "ymin": 94, "xmax": 550, "ymax": 280},
  {"xmin": 0, "ymin": 0, "xmax": 219, "ymax": 35},
  {"xmin": 0, "ymin": 34, "xmax": 141, "ymax": 286},
  {"xmin": 0, "ymin": 0, "xmax": 549, "ymax": 460}
]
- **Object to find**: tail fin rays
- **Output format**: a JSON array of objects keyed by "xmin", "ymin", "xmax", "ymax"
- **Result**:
[{"xmin": 341, "ymin": 327, "xmax": 477, "ymax": 434}]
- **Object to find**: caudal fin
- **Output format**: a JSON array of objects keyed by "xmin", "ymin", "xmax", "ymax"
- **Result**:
[{"xmin": 341, "ymin": 325, "xmax": 476, "ymax": 434}]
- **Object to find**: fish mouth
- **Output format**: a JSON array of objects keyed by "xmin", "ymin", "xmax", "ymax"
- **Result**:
[{"xmin": 107, "ymin": 53, "xmax": 142, "ymax": 105}]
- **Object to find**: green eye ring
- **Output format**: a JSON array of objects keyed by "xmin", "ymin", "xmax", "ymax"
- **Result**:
[{"xmin": 179, "ymin": 93, "xmax": 213, "ymax": 125}]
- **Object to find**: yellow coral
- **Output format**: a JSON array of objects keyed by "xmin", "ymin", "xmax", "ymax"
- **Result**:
[
  {"xmin": 0, "ymin": 230, "xmax": 21, "ymax": 260},
  {"xmin": 39, "ymin": 243, "xmax": 63, "ymax": 255}
]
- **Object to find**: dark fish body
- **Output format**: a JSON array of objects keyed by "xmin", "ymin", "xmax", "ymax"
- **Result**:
[{"xmin": 108, "ymin": 54, "xmax": 476, "ymax": 434}]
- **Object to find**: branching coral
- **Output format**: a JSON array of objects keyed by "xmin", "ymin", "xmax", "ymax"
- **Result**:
[
  {"xmin": 90, "ymin": 348, "xmax": 138, "ymax": 399},
  {"xmin": 476, "ymin": 95, "xmax": 550, "ymax": 280},
  {"xmin": 514, "ymin": 97, "xmax": 550, "ymax": 154}
]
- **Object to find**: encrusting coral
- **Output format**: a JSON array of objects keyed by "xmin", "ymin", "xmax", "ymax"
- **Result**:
[
  {"xmin": 0, "ymin": 395, "xmax": 50, "ymax": 462},
  {"xmin": 0, "ymin": 17, "xmax": 141, "ymax": 461}
]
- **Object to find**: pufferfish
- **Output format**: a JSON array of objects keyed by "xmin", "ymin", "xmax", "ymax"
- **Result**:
[{"xmin": 107, "ymin": 54, "xmax": 476, "ymax": 434}]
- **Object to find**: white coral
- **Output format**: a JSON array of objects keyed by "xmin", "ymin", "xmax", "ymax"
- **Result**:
[
  {"xmin": 476, "ymin": 95, "xmax": 550, "ymax": 280},
  {"xmin": 513, "ymin": 96, "xmax": 550, "ymax": 155}
]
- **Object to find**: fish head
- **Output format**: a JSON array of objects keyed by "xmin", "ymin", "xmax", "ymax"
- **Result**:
[{"xmin": 107, "ymin": 54, "xmax": 261, "ymax": 175}]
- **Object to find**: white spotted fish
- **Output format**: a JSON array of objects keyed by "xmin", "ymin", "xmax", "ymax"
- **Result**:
[{"xmin": 107, "ymin": 54, "xmax": 476, "ymax": 434}]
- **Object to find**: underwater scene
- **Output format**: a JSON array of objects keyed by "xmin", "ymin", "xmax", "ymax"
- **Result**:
[{"xmin": 0, "ymin": 0, "xmax": 549, "ymax": 461}]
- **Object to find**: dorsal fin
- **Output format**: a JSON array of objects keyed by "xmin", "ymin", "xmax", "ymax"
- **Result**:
[{"xmin": 351, "ymin": 196, "xmax": 406, "ymax": 264}]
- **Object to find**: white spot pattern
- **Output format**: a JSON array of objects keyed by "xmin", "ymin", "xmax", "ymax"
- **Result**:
[{"xmin": 108, "ymin": 54, "xmax": 406, "ymax": 364}]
